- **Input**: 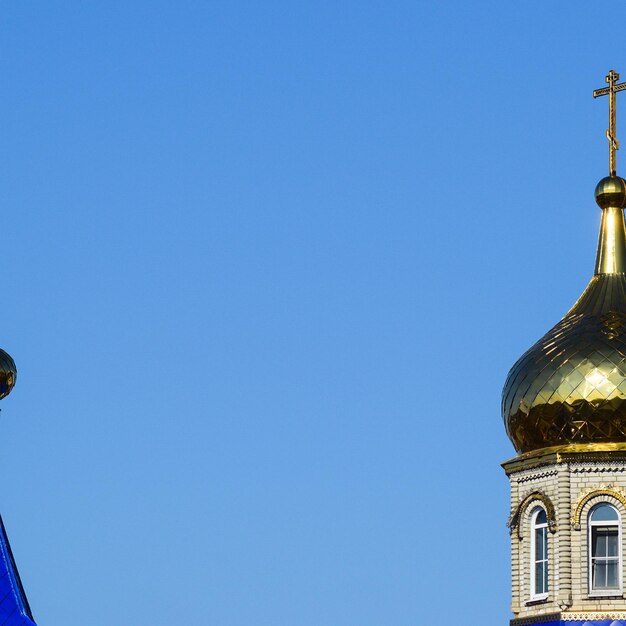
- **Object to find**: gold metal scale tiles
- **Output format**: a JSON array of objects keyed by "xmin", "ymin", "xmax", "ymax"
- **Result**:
[
  {"xmin": 503, "ymin": 273, "xmax": 626, "ymax": 453},
  {"xmin": 502, "ymin": 175, "xmax": 626, "ymax": 454}
]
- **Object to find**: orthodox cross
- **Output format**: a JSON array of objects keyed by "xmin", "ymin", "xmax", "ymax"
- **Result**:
[{"xmin": 594, "ymin": 69, "xmax": 626, "ymax": 177}]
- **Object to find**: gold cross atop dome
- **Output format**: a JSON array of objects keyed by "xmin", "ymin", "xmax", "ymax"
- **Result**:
[
  {"xmin": 502, "ymin": 70, "xmax": 626, "ymax": 457},
  {"xmin": 594, "ymin": 69, "xmax": 626, "ymax": 176}
]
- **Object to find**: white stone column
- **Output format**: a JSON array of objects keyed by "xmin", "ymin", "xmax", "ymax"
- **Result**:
[
  {"xmin": 510, "ymin": 474, "xmax": 521, "ymax": 616},
  {"xmin": 556, "ymin": 464, "xmax": 572, "ymax": 609}
]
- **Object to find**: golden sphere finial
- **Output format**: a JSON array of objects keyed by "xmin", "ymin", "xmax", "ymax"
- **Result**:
[{"xmin": 595, "ymin": 175, "xmax": 626, "ymax": 208}]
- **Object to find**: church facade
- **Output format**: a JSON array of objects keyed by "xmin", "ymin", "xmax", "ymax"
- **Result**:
[{"xmin": 502, "ymin": 71, "xmax": 626, "ymax": 626}]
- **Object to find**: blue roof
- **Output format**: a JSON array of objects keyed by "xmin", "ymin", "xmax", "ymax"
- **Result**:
[{"xmin": 0, "ymin": 517, "xmax": 35, "ymax": 626}]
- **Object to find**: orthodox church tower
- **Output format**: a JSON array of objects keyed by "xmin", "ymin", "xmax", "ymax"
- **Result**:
[
  {"xmin": 502, "ymin": 70, "xmax": 626, "ymax": 626},
  {"xmin": 0, "ymin": 350, "xmax": 38, "ymax": 625}
]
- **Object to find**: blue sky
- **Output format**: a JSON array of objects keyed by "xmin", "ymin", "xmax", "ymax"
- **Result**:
[{"xmin": 0, "ymin": 2, "xmax": 623, "ymax": 624}]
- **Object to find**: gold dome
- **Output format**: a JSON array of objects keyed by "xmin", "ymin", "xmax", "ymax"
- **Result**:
[
  {"xmin": 0, "ymin": 349, "xmax": 16, "ymax": 401},
  {"xmin": 502, "ymin": 176, "xmax": 626, "ymax": 454}
]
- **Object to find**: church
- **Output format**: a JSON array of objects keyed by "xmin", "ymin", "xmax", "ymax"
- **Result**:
[
  {"xmin": 502, "ymin": 70, "xmax": 626, "ymax": 626},
  {"xmin": 0, "ymin": 350, "xmax": 37, "ymax": 625}
]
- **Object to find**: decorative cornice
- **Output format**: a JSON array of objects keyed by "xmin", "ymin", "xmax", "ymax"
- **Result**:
[
  {"xmin": 511, "ymin": 611, "xmax": 626, "ymax": 625},
  {"xmin": 562, "ymin": 611, "xmax": 626, "ymax": 620},
  {"xmin": 570, "ymin": 463, "xmax": 626, "ymax": 472},
  {"xmin": 517, "ymin": 469, "xmax": 559, "ymax": 483},
  {"xmin": 503, "ymin": 443, "xmax": 626, "ymax": 475},
  {"xmin": 508, "ymin": 490, "xmax": 557, "ymax": 539},
  {"xmin": 571, "ymin": 486, "xmax": 626, "ymax": 529}
]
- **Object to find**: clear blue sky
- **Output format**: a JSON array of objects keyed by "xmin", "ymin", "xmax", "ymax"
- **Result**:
[{"xmin": 0, "ymin": 2, "xmax": 622, "ymax": 624}]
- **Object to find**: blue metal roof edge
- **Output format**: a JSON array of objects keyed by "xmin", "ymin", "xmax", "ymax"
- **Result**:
[{"xmin": 0, "ymin": 516, "xmax": 36, "ymax": 626}]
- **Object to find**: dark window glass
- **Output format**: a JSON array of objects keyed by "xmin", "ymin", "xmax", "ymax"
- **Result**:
[
  {"xmin": 591, "ymin": 522, "xmax": 620, "ymax": 590},
  {"xmin": 591, "ymin": 504, "xmax": 619, "ymax": 522},
  {"xmin": 533, "ymin": 511, "xmax": 548, "ymax": 596}
]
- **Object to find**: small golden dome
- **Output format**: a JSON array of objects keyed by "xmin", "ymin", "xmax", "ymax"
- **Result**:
[
  {"xmin": 0, "ymin": 349, "xmax": 16, "ymax": 400},
  {"xmin": 503, "ymin": 176, "xmax": 626, "ymax": 454}
]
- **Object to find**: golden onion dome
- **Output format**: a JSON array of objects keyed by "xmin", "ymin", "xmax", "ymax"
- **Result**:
[
  {"xmin": 502, "ymin": 175, "xmax": 626, "ymax": 455},
  {"xmin": 0, "ymin": 349, "xmax": 16, "ymax": 401}
]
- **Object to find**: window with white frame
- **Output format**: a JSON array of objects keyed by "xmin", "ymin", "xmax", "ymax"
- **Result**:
[
  {"xmin": 589, "ymin": 503, "xmax": 622, "ymax": 594},
  {"xmin": 530, "ymin": 507, "xmax": 549, "ymax": 599}
]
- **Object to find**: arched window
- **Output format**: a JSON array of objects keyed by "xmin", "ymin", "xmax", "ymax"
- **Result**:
[
  {"xmin": 531, "ymin": 507, "xmax": 548, "ymax": 599},
  {"xmin": 589, "ymin": 503, "xmax": 621, "ymax": 594}
]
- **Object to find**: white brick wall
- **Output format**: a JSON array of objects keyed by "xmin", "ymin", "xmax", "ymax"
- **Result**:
[{"xmin": 506, "ymin": 457, "xmax": 626, "ymax": 622}]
